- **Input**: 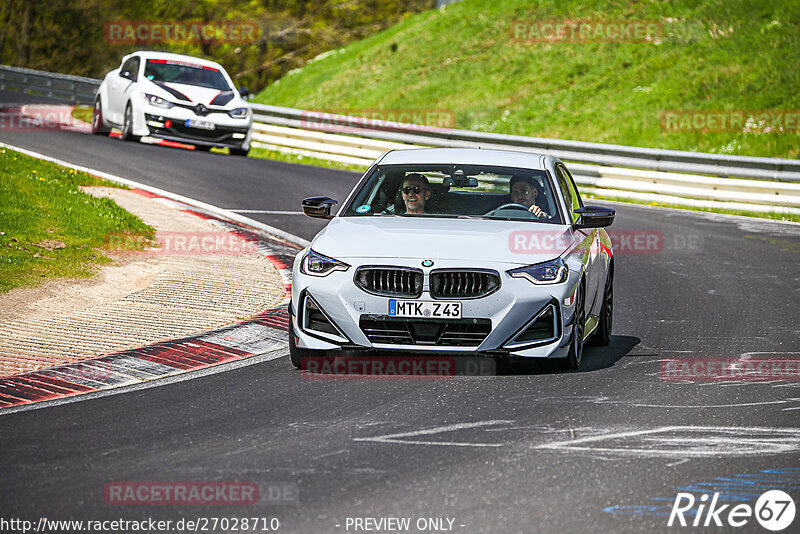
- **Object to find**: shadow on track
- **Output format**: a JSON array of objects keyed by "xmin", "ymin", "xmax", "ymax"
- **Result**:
[{"xmin": 497, "ymin": 334, "xmax": 641, "ymax": 376}]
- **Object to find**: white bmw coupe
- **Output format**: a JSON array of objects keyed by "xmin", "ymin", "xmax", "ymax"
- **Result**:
[
  {"xmin": 290, "ymin": 148, "xmax": 616, "ymax": 370},
  {"xmin": 92, "ymin": 51, "xmax": 252, "ymax": 155}
]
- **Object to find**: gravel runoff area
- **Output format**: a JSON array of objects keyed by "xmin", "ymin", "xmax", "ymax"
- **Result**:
[{"xmin": 0, "ymin": 187, "xmax": 287, "ymax": 378}]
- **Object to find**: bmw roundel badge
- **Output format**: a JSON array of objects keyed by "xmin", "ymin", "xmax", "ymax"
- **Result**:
[{"xmin": 422, "ymin": 260, "xmax": 434, "ymax": 267}]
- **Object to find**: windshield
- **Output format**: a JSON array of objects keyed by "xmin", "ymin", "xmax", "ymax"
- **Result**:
[
  {"xmin": 144, "ymin": 59, "xmax": 230, "ymax": 90},
  {"xmin": 342, "ymin": 164, "xmax": 563, "ymax": 224}
]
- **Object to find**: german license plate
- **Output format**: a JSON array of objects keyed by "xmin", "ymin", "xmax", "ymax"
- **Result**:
[
  {"xmin": 185, "ymin": 119, "xmax": 215, "ymax": 130},
  {"xmin": 388, "ymin": 300, "xmax": 461, "ymax": 318}
]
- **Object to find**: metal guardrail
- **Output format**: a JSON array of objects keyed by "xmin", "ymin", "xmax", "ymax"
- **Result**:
[
  {"xmin": 2, "ymin": 64, "xmax": 800, "ymax": 214},
  {"xmin": 250, "ymin": 104, "xmax": 800, "ymax": 182},
  {"xmin": 248, "ymin": 121, "xmax": 800, "ymax": 214},
  {"xmin": 0, "ymin": 65, "xmax": 100, "ymax": 105}
]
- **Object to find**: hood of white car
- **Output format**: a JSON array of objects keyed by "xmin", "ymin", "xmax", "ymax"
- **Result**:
[
  {"xmin": 146, "ymin": 79, "xmax": 242, "ymax": 108},
  {"xmin": 311, "ymin": 216, "xmax": 579, "ymax": 266}
]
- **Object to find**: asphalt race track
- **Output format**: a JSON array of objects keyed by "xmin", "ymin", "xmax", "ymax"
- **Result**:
[{"xmin": 1, "ymin": 91, "xmax": 799, "ymax": 533}]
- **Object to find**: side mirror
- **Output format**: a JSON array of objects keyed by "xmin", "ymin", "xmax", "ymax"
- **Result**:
[
  {"xmin": 238, "ymin": 86, "xmax": 250, "ymax": 99},
  {"xmin": 302, "ymin": 196, "xmax": 338, "ymax": 219},
  {"xmin": 573, "ymin": 206, "xmax": 615, "ymax": 228}
]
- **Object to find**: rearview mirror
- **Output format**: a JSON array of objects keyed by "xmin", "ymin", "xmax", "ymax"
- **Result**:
[
  {"xmin": 302, "ymin": 196, "xmax": 338, "ymax": 219},
  {"xmin": 573, "ymin": 206, "xmax": 615, "ymax": 228},
  {"xmin": 443, "ymin": 176, "xmax": 479, "ymax": 188}
]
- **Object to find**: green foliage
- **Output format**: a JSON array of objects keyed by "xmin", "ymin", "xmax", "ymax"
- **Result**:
[{"xmin": 253, "ymin": 0, "xmax": 800, "ymax": 159}]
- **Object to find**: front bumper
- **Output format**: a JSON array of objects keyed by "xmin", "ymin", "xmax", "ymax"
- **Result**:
[
  {"xmin": 290, "ymin": 253, "xmax": 581, "ymax": 359},
  {"xmin": 143, "ymin": 113, "xmax": 251, "ymax": 148}
]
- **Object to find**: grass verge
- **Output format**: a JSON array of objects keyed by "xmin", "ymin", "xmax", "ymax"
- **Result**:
[
  {"xmin": 0, "ymin": 148, "xmax": 155, "ymax": 293},
  {"xmin": 254, "ymin": 0, "xmax": 800, "ymax": 160}
]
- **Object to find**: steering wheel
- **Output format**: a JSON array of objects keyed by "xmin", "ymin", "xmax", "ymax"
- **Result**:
[{"xmin": 485, "ymin": 203, "xmax": 547, "ymax": 219}]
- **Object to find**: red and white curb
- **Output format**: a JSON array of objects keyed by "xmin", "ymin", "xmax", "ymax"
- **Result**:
[{"xmin": 0, "ymin": 148, "xmax": 305, "ymax": 412}]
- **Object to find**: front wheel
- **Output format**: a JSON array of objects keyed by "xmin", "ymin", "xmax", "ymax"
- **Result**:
[
  {"xmin": 588, "ymin": 263, "xmax": 613, "ymax": 346},
  {"xmin": 562, "ymin": 283, "xmax": 585, "ymax": 370},
  {"xmin": 288, "ymin": 317, "xmax": 326, "ymax": 369},
  {"xmin": 91, "ymin": 97, "xmax": 110, "ymax": 135},
  {"xmin": 120, "ymin": 104, "xmax": 140, "ymax": 142}
]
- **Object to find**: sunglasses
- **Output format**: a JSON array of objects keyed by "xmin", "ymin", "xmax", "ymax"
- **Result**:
[{"xmin": 401, "ymin": 185, "xmax": 426, "ymax": 195}]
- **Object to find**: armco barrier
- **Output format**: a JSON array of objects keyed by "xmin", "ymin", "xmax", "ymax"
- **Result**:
[
  {"xmin": 0, "ymin": 65, "xmax": 100, "ymax": 105},
  {"xmin": 2, "ymin": 64, "xmax": 799, "ymax": 214}
]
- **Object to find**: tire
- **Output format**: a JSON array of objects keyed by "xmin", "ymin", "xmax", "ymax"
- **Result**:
[
  {"xmin": 288, "ymin": 316, "xmax": 324, "ymax": 369},
  {"xmin": 91, "ymin": 97, "xmax": 110, "ymax": 135},
  {"xmin": 230, "ymin": 146, "xmax": 249, "ymax": 157},
  {"xmin": 120, "ymin": 104, "xmax": 140, "ymax": 142},
  {"xmin": 562, "ymin": 282, "xmax": 585, "ymax": 370},
  {"xmin": 588, "ymin": 263, "xmax": 613, "ymax": 346}
]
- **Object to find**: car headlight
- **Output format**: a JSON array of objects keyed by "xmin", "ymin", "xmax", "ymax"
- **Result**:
[
  {"xmin": 228, "ymin": 107, "xmax": 250, "ymax": 118},
  {"xmin": 301, "ymin": 249, "xmax": 350, "ymax": 277},
  {"xmin": 143, "ymin": 93, "xmax": 173, "ymax": 108},
  {"xmin": 508, "ymin": 257, "xmax": 568, "ymax": 285}
]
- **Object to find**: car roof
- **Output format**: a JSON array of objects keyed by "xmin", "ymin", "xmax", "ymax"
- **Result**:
[
  {"xmin": 377, "ymin": 148, "xmax": 554, "ymax": 171},
  {"xmin": 129, "ymin": 51, "xmax": 223, "ymax": 69}
]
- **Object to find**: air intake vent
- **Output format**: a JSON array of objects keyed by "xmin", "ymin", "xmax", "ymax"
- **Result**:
[
  {"xmin": 302, "ymin": 294, "xmax": 347, "ymax": 342},
  {"xmin": 430, "ymin": 269, "xmax": 500, "ymax": 299},
  {"xmin": 355, "ymin": 267, "xmax": 423, "ymax": 298},
  {"xmin": 505, "ymin": 303, "xmax": 558, "ymax": 348},
  {"xmin": 360, "ymin": 317, "xmax": 491, "ymax": 347}
]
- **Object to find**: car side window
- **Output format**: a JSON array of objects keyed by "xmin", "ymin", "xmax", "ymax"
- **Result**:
[
  {"xmin": 562, "ymin": 166, "xmax": 583, "ymax": 211},
  {"xmin": 120, "ymin": 58, "xmax": 138, "ymax": 80},
  {"xmin": 555, "ymin": 166, "xmax": 579, "ymax": 223}
]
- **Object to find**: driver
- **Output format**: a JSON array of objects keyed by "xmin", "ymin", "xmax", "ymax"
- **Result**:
[
  {"xmin": 509, "ymin": 175, "xmax": 547, "ymax": 218},
  {"xmin": 400, "ymin": 173, "xmax": 431, "ymax": 214}
]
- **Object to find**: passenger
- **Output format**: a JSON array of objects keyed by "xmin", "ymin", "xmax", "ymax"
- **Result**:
[
  {"xmin": 400, "ymin": 173, "xmax": 432, "ymax": 215},
  {"xmin": 509, "ymin": 175, "xmax": 547, "ymax": 218}
]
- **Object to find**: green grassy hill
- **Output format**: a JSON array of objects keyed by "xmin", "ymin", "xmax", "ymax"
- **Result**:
[{"xmin": 253, "ymin": 0, "xmax": 800, "ymax": 159}]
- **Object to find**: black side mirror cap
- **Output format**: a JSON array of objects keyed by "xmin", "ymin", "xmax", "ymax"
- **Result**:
[
  {"xmin": 302, "ymin": 196, "xmax": 338, "ymax": 219},
  {"xmin": 238, "ymin": 86, "xmax": 250, "ymax": 98},
  {"xmin": 573, "ymin": 205, "xmax": 616, "ymax": 229}
]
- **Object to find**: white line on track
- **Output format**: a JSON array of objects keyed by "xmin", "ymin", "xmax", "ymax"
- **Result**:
[
  {"xmin": 0, "ymin": 347, "xmax": 289, "ymax": 416},
  {"xmin": 353, "ymin": 420, "xmax": 512, "ymax": 447}
]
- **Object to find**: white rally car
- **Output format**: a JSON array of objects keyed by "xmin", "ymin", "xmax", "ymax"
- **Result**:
[{"xmin": 92, "ymin": 51, "xmax": 252, "ymax": 155}]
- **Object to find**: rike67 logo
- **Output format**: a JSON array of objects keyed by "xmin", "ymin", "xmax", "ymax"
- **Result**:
[{"xmin": 668, "ymin": 490, "xmax": 796, "ymax": 531}]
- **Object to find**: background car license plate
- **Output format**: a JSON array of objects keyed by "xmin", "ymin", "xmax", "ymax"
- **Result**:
[
  {"xmin": 388, "ymin": 300, "xmax": 461, "ymax": 318},
  {"xmin": 185, "ymin": 119, "xmax": 215, "ymax": 130}
]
